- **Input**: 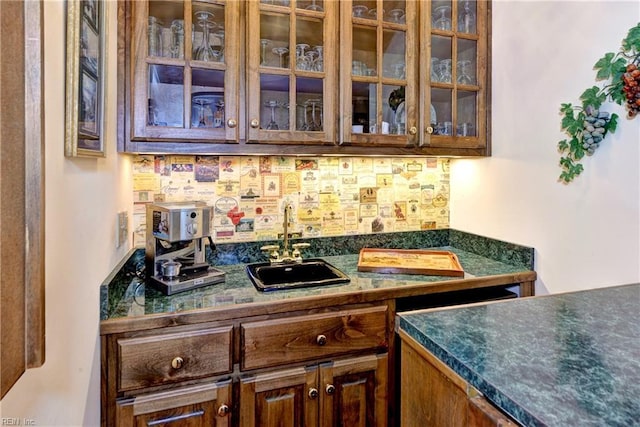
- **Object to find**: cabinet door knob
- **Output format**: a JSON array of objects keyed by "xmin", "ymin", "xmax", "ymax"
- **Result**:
[
  {"xmin": 250, "ymin": 119, "xmax": 260, "ymax": 128},
  {"xmin": 227, "ymin": 119, "xmax": 237, "ymax": 128},
  {"xmin": 217, "ymin": 404, "xmax": 230, "ymax": 417},
  {"xmin": 325, "ymin": 384, "xmax": 336, "ymax": 395},
  {"xmin": 316, "ymin": 334, "xmax": 327, "ymax": 346},
  {"xmin": 171, "ymin": 356, "xmax": 184, "ymax": 369},
  {"xmin": 409, "ymin": 126, "xmax": 417, "ymax": 135},
  {"xmin": 426, "ymin": 126, "xmax": 434, "ymax": 134},
  {"xmin": 308, "ymin": 388, "xmax": 319, "ymax": 399}
]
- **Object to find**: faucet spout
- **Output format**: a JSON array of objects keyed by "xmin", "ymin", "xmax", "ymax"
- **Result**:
[{"xmin": 283, "ymin": 203, "xmax": 292, "ymax": 257}]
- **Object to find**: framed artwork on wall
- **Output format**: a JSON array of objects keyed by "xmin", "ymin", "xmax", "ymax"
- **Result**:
[{"xmin": 65, "ymin": 0, "xmax": 106, "ymax": 157}]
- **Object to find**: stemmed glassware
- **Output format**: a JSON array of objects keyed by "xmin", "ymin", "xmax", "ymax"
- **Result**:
[
  {"xmin": 193, "ymin": 98, "xmax": 212, "ymax": 127},
  {"xmin": 352, "ymin": 5, "xmax": 368, "ymax": 18},
  {"xmin": 193, "ymin": 11, "xmax": 216, "ymax": 61},
  {"xmin": 388, "ymin": 9, "xmax": 405, "ymax": 23},
  {"xmin": 313, "ymin": 45, "xmax": 323, "ymax": 71},
  {"xmin": 456, "ymin": 60, "xmax": 474, "ymax": 84},
  {"xmin": 305, "ymin": 99, "xmax": 322, "ymax": 131},
  {"xmin": 433, "ymin": 6, "xmax": 452, "ymax": 31},
  {"xmin": 458, "ymin": 1, "xmax": 476, "ymax": 33},
  {"xmin": 211, "ymin": 29, "xmax": 225, "ymax": 62},
  {"xmin": 260, "ymin": 39, "xmax": 271, "ymax": 66},
  {"xmin": 272, "ymin": 47, "xmax": 289, "ymax": 68},
  {"xmin": 265, "ymin": 100, "xmax": 281, "ymax": 130},
  {"xmin": 306, "ymin": 0, "xmax": 323, "ymax": 11},
  {"xmin": 295, "ymin": 43, "xmax": 310, "ymax": 70}
]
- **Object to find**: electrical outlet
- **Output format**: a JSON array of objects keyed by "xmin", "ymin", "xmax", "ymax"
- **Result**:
[{"xmin": 117, "ymin": 211, "xmax": 128, "ymax": 248}]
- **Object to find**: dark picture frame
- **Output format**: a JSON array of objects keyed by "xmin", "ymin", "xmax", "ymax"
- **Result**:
[{"xmin": 65, "ymin": 0, "xmax": 106, "ymax": 157}]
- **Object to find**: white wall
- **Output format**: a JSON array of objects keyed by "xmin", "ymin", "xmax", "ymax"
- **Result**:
[
  {"xmin": 451, "ymin": 0, "xmax": 640, "ymax": 294},
  {"xmin": 1, "ymin": 0, "xmax": 638, "ymax": 425},
  {"xmin": 0, "ymin": 1, "xmax": 132, "ymax": 425}
]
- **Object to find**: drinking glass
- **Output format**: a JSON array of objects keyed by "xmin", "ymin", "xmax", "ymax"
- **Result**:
[
  {"xmin": 352, "ymin": 5, "xmax": 368, "ymax": 18},
  {"xmin": 194, "ymin": 98, "xmax": 212, "ymax": 127},
  {"xmin": 193, "ymin": 11, "xmax": 216, "ymax": 61},
  {"xmin": 306, "ymin": 0, "xmax": 323, "ymax": 11},
  {"xmin": 433, "ymin": 6, "xmax": 452, "ymax": 31},
  {"xmin": 431, "ymin": 58, "xmax": 441, "ymax": 82},
  {"xmin": 439, "ymin": 59, "xmax": 452, "ymax": 83},
  {"xmin": 170, "ymin": 19, "xmax": 184, "ymax": 59},
  {"xmin": 265, "ymin": 100, "xmax": 280, "ymax": 130},
  {"xmin": 313, "ymin": 46, "xmax": 323, "ymax": 71},
  {"xmin": 458, "ymin": 1, "xmax": 476, "ymax": 33},
  {"xmin": 456, "ymin": 60, "xmax": 474, "ymax": 84},
  {"xmin": 295, "ymin": 43, "xmax": 309, "ymax": 70},
  {"xmin": 388, "ymin": 9, "xmax": 405, "ymax": 23},
  {"xmin": 260, "ymin": 39, "xmax": 272, "ymax": 66},
  {"xmin": 273, "ymin": 47, "xmax": 289, "ymax": 68}
]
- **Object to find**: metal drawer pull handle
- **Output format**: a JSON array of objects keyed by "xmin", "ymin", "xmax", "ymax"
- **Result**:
[
  {"xmin": 409, "ymin": 126, "xmax": 417, "ymax": 135},
  {"xmin": 227, "ymin": 119, "xmax": 237, "ymax": 128},
  {"xmin": 308, "ymin": 388, "xmax": 319, "ymax": 399},
  {"xmin": 171, "ymin": 356, "xmax": 184, "ymax": 369},
  {"xmin": 316, "ymin": 334, "xmax": 327, "ymax": 346},
  {"xmin": 250, "ymin": 118, "xmax": 260, "ymax": 128},
  {"xmin": 146, "ymin": 409, "xmax": 205, "ymax": 426},
  {"xmin": 217, "ymin": 404, "xmax": 230, "ymax": 417},
  {"xmin": 325, "ymin": 384, "xmax": 336, "ymax": 395}
]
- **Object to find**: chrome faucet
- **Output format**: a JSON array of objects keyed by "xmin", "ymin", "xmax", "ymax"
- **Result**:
[
  {"xmin": 260, "ymin": 203, "xmax": 309, "ymax": 263},
  {"xmin": 282, "ymin": 203, "xmax": 292, "ymax": 258}
]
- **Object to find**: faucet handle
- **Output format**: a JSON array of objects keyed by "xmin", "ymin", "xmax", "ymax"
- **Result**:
[
  {"xmin": 260, "ymin": 244, "xmax": 281, "ymax": 261},
  {"xmin": 291, "ymin": 243, "xmax": 311, "ymax": 260}
]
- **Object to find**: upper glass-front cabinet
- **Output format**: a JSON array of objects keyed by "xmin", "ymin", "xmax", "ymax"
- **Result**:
[
  {"xmin": 339, "ymin": 0, "xmax": 418, "ymax": 147},
  {"xmin": 131, "ymin": 0, "xmax": 240, "ymax": 142},
  {"xmin": 245, "ymin": 0, "xmax": 337, "ymax": 144},
  {"xmin": 420, "ymin": 0, "xmax": 488, "ymax": 151}
]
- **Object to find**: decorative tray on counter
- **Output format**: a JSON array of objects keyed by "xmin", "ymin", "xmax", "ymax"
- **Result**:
[{"xmin": 357, "ymin": 248, "xmax": 464, "ymax": 277}]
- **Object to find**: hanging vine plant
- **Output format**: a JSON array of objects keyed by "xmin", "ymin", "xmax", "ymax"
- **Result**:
[{"xmin": 558, "ymin": 23, "xmax": 640, "ymax": 183}]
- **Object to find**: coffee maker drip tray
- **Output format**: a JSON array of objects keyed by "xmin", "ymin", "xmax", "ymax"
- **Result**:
[{"xmin": 150, "ymin": 267, "xmax": 225, "ymax": 295}]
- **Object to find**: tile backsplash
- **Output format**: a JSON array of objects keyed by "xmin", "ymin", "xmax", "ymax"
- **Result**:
[{"xmin": 131, "ymin": 155, "xmax": 450, "ymax": 246}]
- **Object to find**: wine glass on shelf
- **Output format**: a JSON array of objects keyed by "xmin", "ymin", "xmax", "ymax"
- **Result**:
[
  {"xmin": 272, "ymin": 47, "xmax": 289, "ymax": 68},
  {"xmin": 313, "ymin": 45, "xmax": 323, "ymax": 71},
  {"xmin": 458, "ymin": 1, "xmax": 476, "ymax": 33},
  {"xmin": 306, "ymin": 0, "xmax": 323, "ymax": 11},
  {"xmin": 433, "ymin": 6, "xmax": 452, "ymax": 31},
  {"xmin": 212, "ymin": 30, "xmax": 225, "ymax": 62},
  {"xmin": 193, "ymin": 11, "xmax": 216, "ymax": 61},
  {"xmin": 295, "ymin": 43, "xmax": 309, "ymax": 70},
  {"xmin": 388, "ymin": 9, "xmax": 405, "ymax": 23},
  {"xmin": 260, "ymin": 39, "xmax": 271, "ymax": 66},
  {"xmin": 265, "ymin": 100, "xmax": 280, "ymax": 130},
  {"xmin": 352, "ymin": 5, "xmax": 368, "ymax": 18},
  {"xmin": 193, "ymin": 98, "xmax": 212, "ymax": 127},
  {"xmin": 306, "ymin": 99, "xmax": 322, "ymax": 131}
]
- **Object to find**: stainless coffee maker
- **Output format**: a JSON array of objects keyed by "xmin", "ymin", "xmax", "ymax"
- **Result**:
[{"xmin": 146, "ymin": 201, "xmax": 224, "ymax": 295}]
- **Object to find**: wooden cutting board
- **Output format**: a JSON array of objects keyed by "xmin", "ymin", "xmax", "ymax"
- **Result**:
[{"xmin": 357, "ymin": 248, "xmax": 464, "ymax": 277}]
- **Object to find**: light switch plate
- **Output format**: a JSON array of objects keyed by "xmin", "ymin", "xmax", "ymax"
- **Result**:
[{"xmin": 117, "ymin": 211, "xmax": 128, "ymax": 248}]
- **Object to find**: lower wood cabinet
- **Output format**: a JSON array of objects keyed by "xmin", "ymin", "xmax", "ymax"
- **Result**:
[
  {"xmin": 115, "ymin": 381, "xmax": 232, "ymax": 427},
  {"xmin": 399, "ymin": 330, "xmax": 515, "ymax": 427},
  {"xmin": 102, "ymin": 303, "xmax": 390, "ymax": 427},
  {"xmin": 239, "ymin": 353, "xmax": 388, "ymax": 427}
]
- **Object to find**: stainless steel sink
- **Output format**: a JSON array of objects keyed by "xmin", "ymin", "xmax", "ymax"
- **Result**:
[{"xmin": 246, "ymin": 258, "xmax": 350, "ymax": 292}]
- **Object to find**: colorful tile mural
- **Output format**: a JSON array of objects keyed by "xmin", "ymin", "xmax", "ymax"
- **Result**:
[{"xmin": 131, "ymin": 155, "xmax": 450, "ymax": 246}]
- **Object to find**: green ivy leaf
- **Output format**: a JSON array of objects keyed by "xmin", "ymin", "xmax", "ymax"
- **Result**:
[
  {"xmin": 621, "ymin": 23, "xmax": 640, "ymax": 52},
  {"xmin": 558, "ymin": 139, "xmax": 569, "ymax": 152},
  {"xmin": 594, "ymin": 52, "xmax": 616, "ymax": 80},
  {"xmin": 605, "ymin": 113, "xmax": 619, "ymax": 133},
  {"xmin": 580, "ymin": 86, "xmax": 606, "ymax": 108}
]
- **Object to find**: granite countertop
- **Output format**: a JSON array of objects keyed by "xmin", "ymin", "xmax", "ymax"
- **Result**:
[
  {"xmin": 398, "ymin": 283, "xmax": 640, "ymax": 427},
  {"xmin": 101, "ymin": 229, "xmax": 535, "ymax": 324}
]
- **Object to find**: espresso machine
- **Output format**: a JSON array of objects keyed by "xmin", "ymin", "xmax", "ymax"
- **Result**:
[{"xmin": 145, "ymin": 201, "xmax": 225, "ymax": 295}]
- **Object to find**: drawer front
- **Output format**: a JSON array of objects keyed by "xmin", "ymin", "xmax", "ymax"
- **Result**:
[
  {"xmin": 241, "ymin": 306, "xmax": 388, "ymax": 371},
  {"xmin": 118, "ymin": 326, "xmax": 233, "ymax": 392}
]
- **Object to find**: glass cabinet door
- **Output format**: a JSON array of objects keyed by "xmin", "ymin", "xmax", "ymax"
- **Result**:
[
  {"xmin": 340, "ymin": 0, "xmax": 418, "ymax": 147},
  {"xmin": 131, "ymin": 0, "xmax": 240, "ymax": 142},
  {"xmin": 421, "ymin": 0, "xmax": 488, "ymax": 150},
  {"xmin": 246, "ymin": 0, "xmax": 337, "ymax": 144}
]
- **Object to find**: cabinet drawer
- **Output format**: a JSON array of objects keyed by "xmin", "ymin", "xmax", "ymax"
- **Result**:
[
  {"xmin": 118, "ymin": 326, "xmax": 233, "ymax": 392},
  {"xmin": 241, "ymin": 306, "xmax": 388, "ymax": 370}
]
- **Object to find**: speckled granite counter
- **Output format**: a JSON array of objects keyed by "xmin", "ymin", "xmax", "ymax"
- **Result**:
[
  {"xmin": 101, "ymin": 229, "xmax": 535, "ymax": 331},
  {"xmin": 398, "ymin": 283, "xmax": 640, "ymax": 427}
]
